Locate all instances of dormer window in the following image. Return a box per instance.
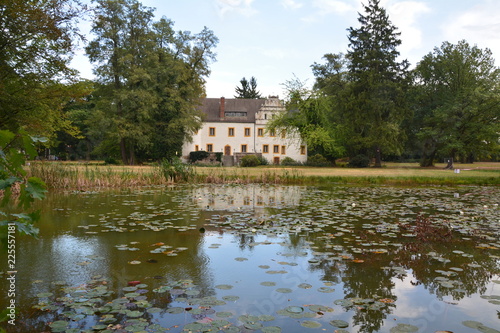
[225,111,247,117]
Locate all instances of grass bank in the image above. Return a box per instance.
[27,161,500,189]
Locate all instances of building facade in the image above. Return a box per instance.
[182,96,307,165]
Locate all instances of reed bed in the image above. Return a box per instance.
[28,162,168,190]
[27,162,500,189]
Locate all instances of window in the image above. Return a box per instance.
[257,128,264,137]
[269,129,276,137]
[300,145,306,155]
[264,114,267,120]
[209,127,216,136]
[244,127,251,137]
[195,145,199,151]
[273,145,279,153]
[225,111,247,117]
[228,128,235,137]
[241,144,247,153]
[243,197,250,205]
[263,145,269,153]
[257,196,263,206]
[281,130,286,139]
[281,146,286,154]
[206,144,213,152]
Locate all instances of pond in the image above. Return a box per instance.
[1,184,499,333]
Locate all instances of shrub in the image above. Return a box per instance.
[257,155,269,166]
[240,155,260,167]
[104,157,119,165]
[281,157,298,166]
[348,154,370,168]
[189,151,210,164]
[306,154,330,167]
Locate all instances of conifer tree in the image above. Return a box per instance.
[344,0,410,167]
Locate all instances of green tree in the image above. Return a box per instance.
[86,0,157,165]
[0,0,87,142]
[343,0,410,167]
[149,19,217,161]
[269,76,344,163]
[87,1,218,163]
[1,131,48,243]
[235,76,262,99]
[413,40,500,166]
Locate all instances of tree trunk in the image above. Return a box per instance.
[374,147,382,167]
[420,150,436,167]
[129,144,135,165]
[466,153,475,164]
[120,138,128,165]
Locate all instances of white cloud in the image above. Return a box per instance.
[442,1,500,58]
[301,0,357,23]
[386,1,430,54]
[214,0,257,18]
[312,0,356,15]
[281,0,303,10]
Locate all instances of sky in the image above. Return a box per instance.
[72,0,500,99]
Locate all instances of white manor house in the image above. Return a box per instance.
[182,96,307,165]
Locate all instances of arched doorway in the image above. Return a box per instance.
[224,145,231,155]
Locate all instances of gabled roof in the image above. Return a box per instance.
[201,98,266,123]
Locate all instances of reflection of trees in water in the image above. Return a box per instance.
[395,239,499,300]
[300,222,499,333]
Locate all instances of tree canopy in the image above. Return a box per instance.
[0,0,89,143]
[343,0,410,167]
[413,40,500,166]
[86,0,218,164]
[234,76,262,99]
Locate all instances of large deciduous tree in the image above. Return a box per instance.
[344,0,410,167]
[0,0,88,141]
[86,0,218,164]
[413,40,500,166]
[269,76,344,163]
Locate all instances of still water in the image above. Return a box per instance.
[1,184,499,333]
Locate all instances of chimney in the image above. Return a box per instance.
[219,97,225,119]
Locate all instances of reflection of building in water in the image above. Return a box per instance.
[192,185,302,213]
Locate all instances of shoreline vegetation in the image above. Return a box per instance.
[26,161,500,190]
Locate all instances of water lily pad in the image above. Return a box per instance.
[301,320,321,328]
[239,314,260,323]
[216,311,233,318]
[259,265,271,269]
[260,281,276,286]
[262,326,282,333]
[317,287,335,293]
[330,319,349,328]
[36,292,53,298]
[184,322,204,331]
[298,283,312,289]
[222,295,239,301]
[92,324,108,330]
[390,323,419,332]
[276,288,292,293]
[308,304,333,312]
[215,284,233,290]
[165,307,184,314]
[259,315,275,321]
[234,257,248,261]
[244,322,264,330]
[285,306,304,313]
[146,307,162,313]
